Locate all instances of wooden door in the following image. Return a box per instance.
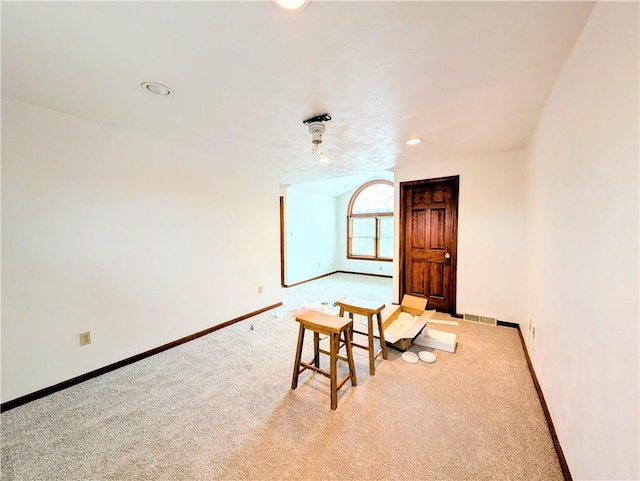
[400,176,459,314]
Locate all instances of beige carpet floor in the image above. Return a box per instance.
[1,273,563,480]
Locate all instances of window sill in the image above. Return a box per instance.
[347,256,393,262]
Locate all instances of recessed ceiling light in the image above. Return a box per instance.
[405,138,422,146]
[141,82,174,97]
[274,0,310,11]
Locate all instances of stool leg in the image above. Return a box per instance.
[376,312,388,360]
[343,328,357,386]
[367,314,376,375]
[291,324,305,389]
[313,331,320,367]
[349,312,356,349]
[330,332,338,410]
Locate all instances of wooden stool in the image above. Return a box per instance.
[335,297,388,375]
[291,310,357,410]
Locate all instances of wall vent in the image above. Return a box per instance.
[464,313,497,326]
[479,316,497,326]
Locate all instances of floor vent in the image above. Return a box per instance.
[464,313,497,326]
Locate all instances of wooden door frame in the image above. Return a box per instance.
[280,196,285,287]
[398,175,459,315]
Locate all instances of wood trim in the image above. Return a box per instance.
[346,215,350,263]
[496,320,519,329]
[399,184,406,302]
[336,270,392,279]
[450,176,459,314]
[346,255,393,262]
[0,302,283,413]
[283,272,338,288]
[283,270,393,288]
[348,212,394,218]
[516,326,573,481]
[280,196,285,287]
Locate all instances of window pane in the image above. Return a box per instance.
[379,237,393,258]
[379,216,394,237]
[352,237,375,256]
[378,216,393,258]
[352,217,375,237]
[351,217,376,256]
[352,183,394,214]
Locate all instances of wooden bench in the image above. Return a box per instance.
[291,310,357,410]
[334,297,388,375]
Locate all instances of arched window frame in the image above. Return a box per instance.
[347,179,394,261]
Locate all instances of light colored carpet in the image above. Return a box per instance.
[1,273,563,480]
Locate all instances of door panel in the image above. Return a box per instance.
[410,260,427,296]
[429,261,445,298]
[430,209,445,249]
[400,176,459,313]
[411,210,426,249]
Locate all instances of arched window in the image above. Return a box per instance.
[347,180,394,260]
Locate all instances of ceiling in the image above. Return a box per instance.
[2,1,594,191]
[287,169,394,197]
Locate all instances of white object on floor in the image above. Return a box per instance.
[427,319,459,326]
[414,328,457,353]
[273,308,291,319]
[384,312,417,338]
[418,351,436,363]
[401,351,419,364]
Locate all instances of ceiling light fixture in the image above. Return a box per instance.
[141,82,174,97]
[405,138,422,146]
[274,0,310,11]
[304,113,332,163]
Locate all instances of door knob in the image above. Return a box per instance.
[445,253,451,259]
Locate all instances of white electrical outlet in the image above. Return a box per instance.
[258,286,263,294]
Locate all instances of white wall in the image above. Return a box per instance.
[394,150,525,322]
[521,3,639,480]
[283,188,338,285]
[1,97,282,403]
[336,184,393,277]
